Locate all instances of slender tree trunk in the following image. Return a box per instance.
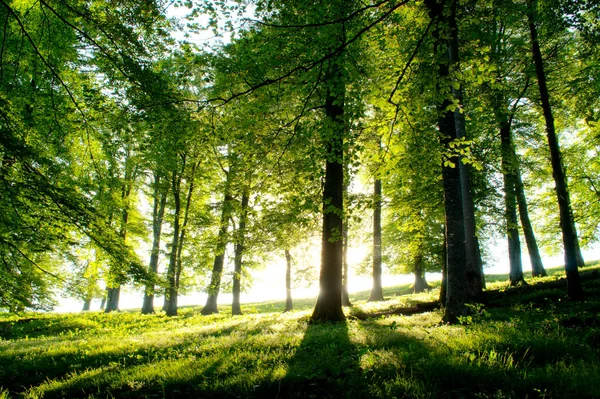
[342,225,352,306]
[439,228,448,304]
[341,162,352,307]
[106,154,135,313]
[493,93,527,286]
[514,169,546,276]
[165,165,183,317]
[232,185,250,316]
[100,293,106,311]
[142,173,168,314]
[284,249,293,312]
[527,0,583,299]
[201,167,234,315]
[311,57,346,323]
[368,177,384,302]
[501,126,526,286]
[173,159,199,313]
[427,0,469,323]
[413,254,430,293]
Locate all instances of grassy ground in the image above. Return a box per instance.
[1,264,599,398]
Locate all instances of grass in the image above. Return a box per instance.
[1,264,599,398]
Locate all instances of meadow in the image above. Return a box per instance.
[1,265,599,398]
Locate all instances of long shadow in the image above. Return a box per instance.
[274,320,364,399]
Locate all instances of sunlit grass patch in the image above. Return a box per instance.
[1,266,599,398]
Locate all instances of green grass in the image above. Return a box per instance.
[1,264,599,398]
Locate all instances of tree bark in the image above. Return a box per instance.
[368,177,384,302]
[201,165,234,315]
[413,254,430,293]
[105,287,120,312]
[284,249,293,312]
[82,298,91,311]
[142,172,168,314]
[232,184,250,316]
[341,162,352,307]
[447,0,484,297]
[439,228,448,304]
[527,0,584,299]
[514,158,547,277]
[311,58,346,323]
[427,0,469,323]
[165,164,184,317]
[494,95,527,286]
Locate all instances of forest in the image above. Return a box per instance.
[1,0,600,397]
[1,0,599,321]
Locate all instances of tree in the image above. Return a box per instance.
[526,0,583,299]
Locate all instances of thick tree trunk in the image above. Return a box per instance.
[82,298,91,311]
[368,177,384,302]
[413,255,430,293]
[448,0,484,297]
[201,167,234,315]
[232,185,250,316]
[142,173,168,314]
[105,287,120,312]
[311,58,346,323]
[527,0,583,299]
[284,249,293,312]
[427,0,469,324]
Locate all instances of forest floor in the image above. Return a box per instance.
[1,264,599,399]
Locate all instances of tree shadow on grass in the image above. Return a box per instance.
[274,319,364,399]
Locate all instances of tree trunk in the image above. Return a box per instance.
[284,249,293,312]
[311,57,346,323]
[368,177,384,302]
[413,254,431,293]
[142,172,168,314]
[82,298,91,311]
[173,159,199,314]
[100,294,106,311]
[494,96,527,286]
[341,162,352,307]
[427,0,469,324]
[448,0,484,297]
[232,184,250,316]
[105,155,134,313]
[165,166,183,317]
[105,287,120,312]
[514,161,547,277]
[439,228,448,304]
[201,166,234,315]
[527,0,584,299]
